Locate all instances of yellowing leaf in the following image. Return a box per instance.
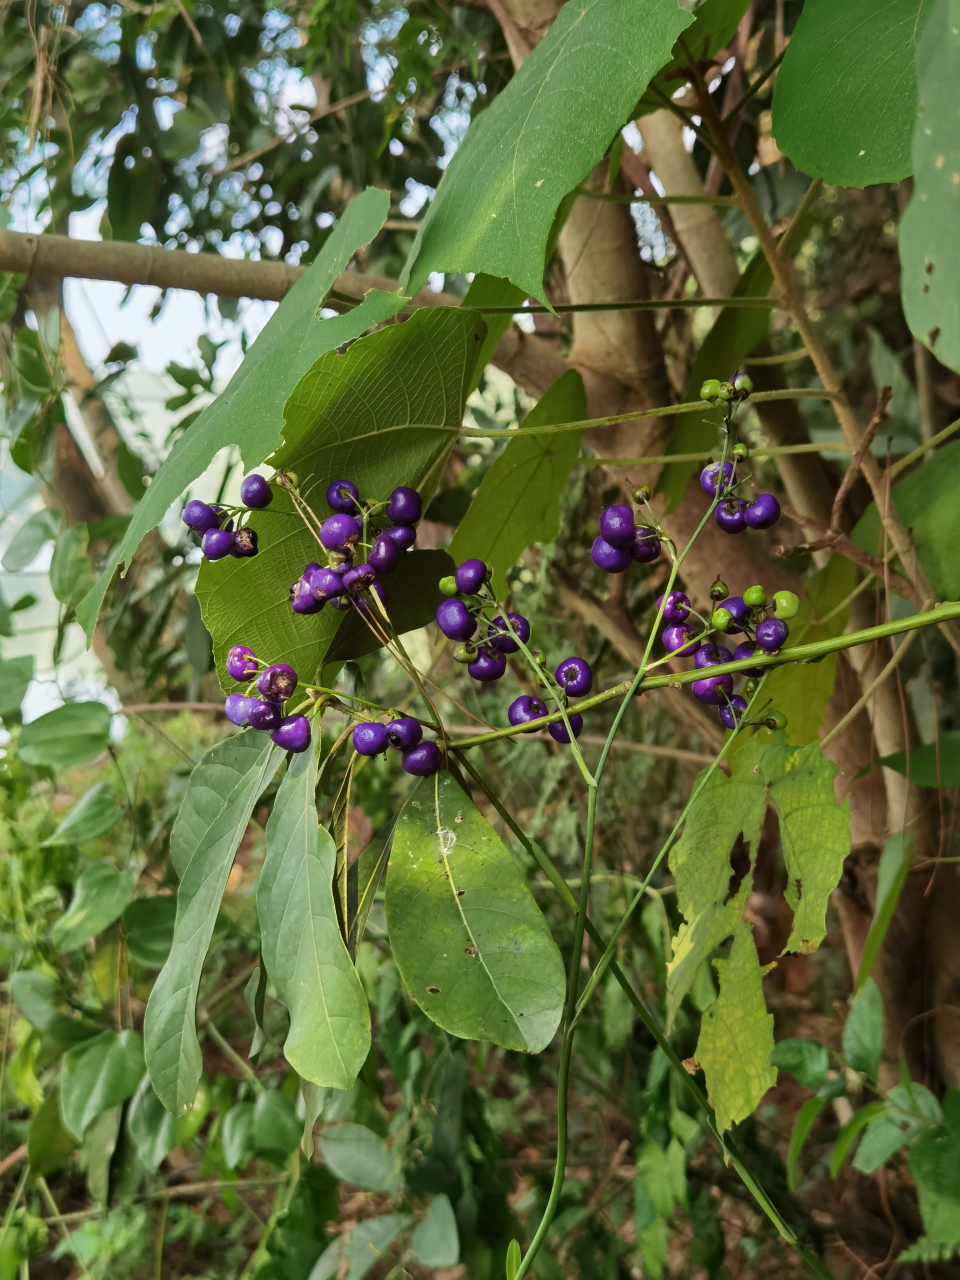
[697,923,776,1133]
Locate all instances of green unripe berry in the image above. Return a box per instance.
[711,607,733,632]
[733,373,753,396]
[743,677,760,697]
[701,378,722,401]
[743,584,767,608]
[530,650,547,667]
[717,382,733,401]
[452,642,475,664]
[283,470,299,488]
[632,484,651,504]
[439,575,459,597]
[709,576,729,602]
[731,442,749,461]
[773,589,800,620]
[765,710,788,731]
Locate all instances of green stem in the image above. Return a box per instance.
[473,295,776,314]
[515,785,598,1280]
[452,600,960,750]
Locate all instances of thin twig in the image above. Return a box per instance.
[830,388,891,530]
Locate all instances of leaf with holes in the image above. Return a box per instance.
[258,733,370,1089]
[385,772,565,1053]
[196,307,483,689]
[401,0,692,300]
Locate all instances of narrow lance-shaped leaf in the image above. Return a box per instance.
[144,736,281,1114]
[386,772,565,1053]
[258,731,371,1090]
[450,369,586,598]
[401,0,692,300]
[77,186,402,639]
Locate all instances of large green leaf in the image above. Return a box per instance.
[319,1123,402,1192]
[77,186,401,640]
[401,0,692,300]
[0,655,33,717]
[385,772,565,1053]
[412,1194,460,1269]
[258,733,370,1089]
[122,897,177,969]
[910,1091,960,1243]
[875,734,960,788]
[772,0,935,186]
[450,370,586,597]
[1,508,60,572]
[10,971,99,1044]
[196,307,484,689]
[51,862,135,952]
[50,525,94,609]
[842,977,883,1080]
[696,922,776,1133]
[852,439,960,601]
[901,0,960,371]
[144,735,281,1114]
[42,783,122,847]
[18,701,112,770]
[59,1029,145,1139]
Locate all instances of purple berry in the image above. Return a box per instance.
[327,479,360,514]
[744,493,781,530]
[662,624,701,656]
[201,527,234,560]
[309,567,345,601]
[224,694,258,727]
[355,581,387,616]
[229,528,259,558]
[319,513,361,551]
[291,575,324,614]
[591,536,632,573]
[756,617,789,653]
[436,599,477,641]
[386,717,422,751]
[508,695,548,729]
[240,474,272,509]
[402,741,443,776]
[385,524,416,552]
[491,613,530,654]
[352,722,389,756]
[549,713,583,744]
[304,562,320,576]
[270,715,311,753]
[468,648,506,682]
[257,663,298,702]
[599,504,635,549]
[182,499,220,532]
[733,641,764,676]
[715,595,747,633]
[692,672,734,705]
[385,486,422,524]
[455,558,487,594]
[656,591,690,624]
[694,643,732,669]
[248,699,282,731]
[555,656,592,697]
[343,563,376,593]
[226,645,258,681]
[368,533,400,576]
[719,694,748,730]
[700,461,735,497]
[715,499,748,534]
[632,526,661,564]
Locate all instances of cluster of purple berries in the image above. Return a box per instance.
[181,473,274,560]
[591,498,662,575]
[433,557,532,683]
[222,646,311,752]
[659,579,799,729]
[507,653,593,745]
[351,716,442,777]
[288,480,421,618]
[701,458,781,536]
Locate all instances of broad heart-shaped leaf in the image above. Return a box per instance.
[77,186,402,640]
[772,0,936,187]
[10,971,99,1044]
[901,0,960,372]
[144,736,281,1115]
[319,1123,402,1191]
[122,896,177,969]
[18,701,112,770]
[42,782,122,846]
[253,1090,302,1157]
[450,370,586,598]
[412,1194,460,1269]
[59,1029,145,1139]
[0,654,33,717]
[696,922,776,1133]
[196,307,484,689]
[385,772,565,1053]
[910,1091,960,1243]
[666,765,765,1028]
[637,0,750,119]
[842,977,883,1080]
[853,439,960,601]
[51,862,135,952]
[401,0,692,301]
[258,733,370,1089]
